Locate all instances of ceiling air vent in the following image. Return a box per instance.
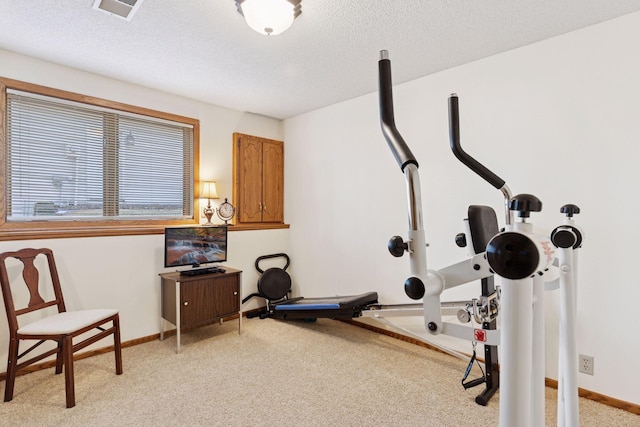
[93,0,144,21]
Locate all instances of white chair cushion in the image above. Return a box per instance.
[18,309,119,335]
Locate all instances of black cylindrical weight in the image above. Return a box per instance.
[404,277,425,300]
[551,225,582,249]
[486,232,540,279]
[551,229,577,249]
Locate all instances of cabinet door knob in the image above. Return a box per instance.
[234,291,238,295]
[183,301,189,306]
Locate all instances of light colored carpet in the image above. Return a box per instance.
[0,318,637,426]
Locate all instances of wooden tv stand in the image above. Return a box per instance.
[159,267,242,353]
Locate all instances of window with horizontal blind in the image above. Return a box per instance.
[0,78,200,240]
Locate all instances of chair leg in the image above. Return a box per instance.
[55,340,64,374]
[4,337,19,402]
[62,335,75,408]
[113,316,123,375]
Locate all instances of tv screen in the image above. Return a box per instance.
[164,226,227,269]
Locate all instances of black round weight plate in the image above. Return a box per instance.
[258,268,292,300]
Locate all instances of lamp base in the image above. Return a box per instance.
[203,207,214,225]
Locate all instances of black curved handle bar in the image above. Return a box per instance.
[379,50,418,172]
[448,94,505,190]
[255,253,290,274]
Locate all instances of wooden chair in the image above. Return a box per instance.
[0,248,123,408]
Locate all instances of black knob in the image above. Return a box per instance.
[455,232,467,248]
[509,194,542,218]
[404,277,425,300]
[388,236,408,257]
[560,204,580,217]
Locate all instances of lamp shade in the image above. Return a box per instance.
[238,0,300,35]
[201,181,219,200]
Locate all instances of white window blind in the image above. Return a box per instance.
[6,90,194,221]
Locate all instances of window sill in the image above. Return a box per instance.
[0,221,199,241]
[0,227,162,241]
[0,221,290,241]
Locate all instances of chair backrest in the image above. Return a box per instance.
[0,248,67,334]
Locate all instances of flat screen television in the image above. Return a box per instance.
[164,226,227,269]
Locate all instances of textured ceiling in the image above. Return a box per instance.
[1,0,640,120]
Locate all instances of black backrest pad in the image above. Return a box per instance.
[468,205,499,255]
[258,268,292,300]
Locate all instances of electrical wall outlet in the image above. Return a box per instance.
[579,354,594,375]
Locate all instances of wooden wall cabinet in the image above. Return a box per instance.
[159,268,242,353]
[233,133,284,224]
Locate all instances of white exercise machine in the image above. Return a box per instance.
[374,50,584,426]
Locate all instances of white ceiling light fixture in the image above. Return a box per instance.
[235,0,301,36]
